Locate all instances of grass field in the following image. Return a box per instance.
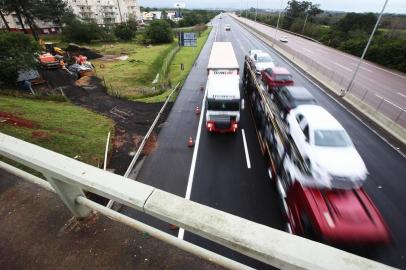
[91,42,175,99]
[137,27,212,103]
[0,96,114,167]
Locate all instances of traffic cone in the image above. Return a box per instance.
[169,224,179,230]
[195,106,201,115]
[187,136,194,147]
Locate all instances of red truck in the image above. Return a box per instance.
[261,67,293,91]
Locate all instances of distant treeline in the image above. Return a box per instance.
[239,2,406,73]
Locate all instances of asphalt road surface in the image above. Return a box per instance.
[233,16,406,128]
[123,15,406,269]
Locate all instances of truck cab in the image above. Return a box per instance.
[206,76,240,132]
[206,42,241,133]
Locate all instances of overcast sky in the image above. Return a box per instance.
[139,0,406,14]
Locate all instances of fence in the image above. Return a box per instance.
[0,132,396,270]
[233,16,406,137]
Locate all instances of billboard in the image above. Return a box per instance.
[179,32,197,47]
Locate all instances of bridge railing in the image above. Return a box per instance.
[0,132,396,270]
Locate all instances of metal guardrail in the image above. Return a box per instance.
[0,132,397,270]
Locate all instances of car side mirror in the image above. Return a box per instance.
[241,98,245,110]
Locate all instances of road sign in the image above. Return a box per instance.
[179,32,197,47]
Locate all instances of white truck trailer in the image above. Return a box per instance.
[206,42,241,133]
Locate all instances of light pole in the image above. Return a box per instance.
[274,0,285,46]
[302,12,309,34]
[341,0,389,97]
[255,0,258,22]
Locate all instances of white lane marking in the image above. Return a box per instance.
[397,92,406,98]
[241,129,251,169]
[178,83,208,240]
[374,94,403,110]
[333,62,352,72]
[350,63,372,73]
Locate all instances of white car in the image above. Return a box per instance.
[286,105,368,186]
[225,24,231,31]
[279,36,288,43]
[249,51,275,74]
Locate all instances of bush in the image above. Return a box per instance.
[0,32,40,84]
[145,20,173,44]
[114,21,137,41]
[62,19,104,43]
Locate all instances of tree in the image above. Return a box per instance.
[62,18,103,43]
[31,0,70,28]
[114,21,137,41]
[283,0,322,29]
[0,32,40,84]
[145,20,173,44]
[334,13,377,34]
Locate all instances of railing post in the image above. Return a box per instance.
[45,174,92,218]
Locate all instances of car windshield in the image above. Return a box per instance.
[207,99,240,111]
[257,55,273,62]
[275,74,292,81]
[314,129,352,147]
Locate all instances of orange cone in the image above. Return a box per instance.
[187,136,194,147]
[195,106,201,115]
[169,224,179,230]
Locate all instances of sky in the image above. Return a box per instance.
[138,0,406,14]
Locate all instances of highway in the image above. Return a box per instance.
[123,14,406,269]
[234,16,406,128]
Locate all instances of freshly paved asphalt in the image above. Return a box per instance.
[123,15,406,269]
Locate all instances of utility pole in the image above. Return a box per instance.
[302,12,309,34]
[255,0,258,22]
[341,0,389,97]
[274,0,284,46]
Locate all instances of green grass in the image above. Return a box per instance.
[90,42,175,99]
[0,95,114,167]
[136,27,212,103]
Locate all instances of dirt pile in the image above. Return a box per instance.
[0,112,39,129]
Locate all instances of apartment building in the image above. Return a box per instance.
[0,0,141,33]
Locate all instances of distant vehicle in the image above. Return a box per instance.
[206,42,241,133]
[249,51,275,74]
[279,36,288,43]
[261,67,293,91]
[286,105,368,183]
[225,24,231,31]
[271,86,317,120]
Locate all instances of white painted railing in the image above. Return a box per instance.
[0,132,397,270]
